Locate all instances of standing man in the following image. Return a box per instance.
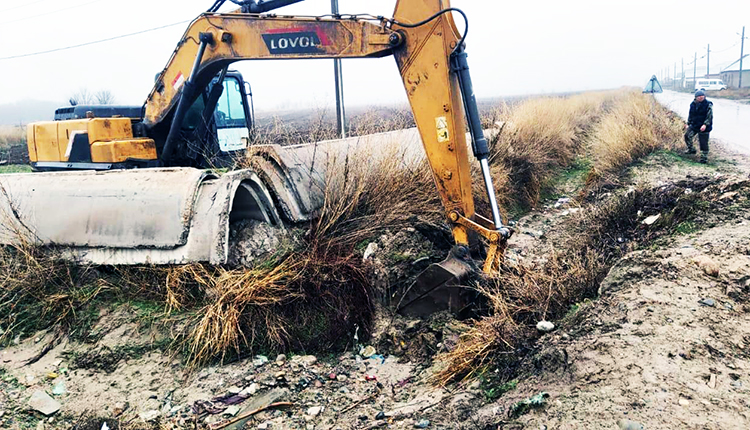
[684,89,713,164]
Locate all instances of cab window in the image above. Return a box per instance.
[215,77,247,128]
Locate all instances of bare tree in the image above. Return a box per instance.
[69,88,93,106]
[95,90,116,105]
[68,88,116,106]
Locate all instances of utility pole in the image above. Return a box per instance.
[706,44,710,77]
[681,58,684,89]
[740,26,746,89]
[693,52,697,88]
[331,0,346,138]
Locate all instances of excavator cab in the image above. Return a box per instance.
[177,70,254,168]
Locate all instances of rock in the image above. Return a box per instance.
[274,371,286,380]
[51,382,66,396]
[678,398,689,406]
[292,355,317,367]
[708,374,717,389]
[258,422,271,429]
[719,191,738,201]
[731,380,742,388]
[699,298,716,307]
[241,383,260,396]
[363,243,378,261]
[617,419,644,430]
[224,405,240,416]
[692,255,720,277]
[113,402,129,417]
[414,419,430,428]
[336,374,348,382]
[360,345,376,358]
[375,411,386,420]
[139,410,160,422]
[536,321,555,333]
[554,197,570,208]
[642,214,660,225]
[306,406,323,417]
[275,354,286,364]
[253,356,269,367]
[28,391,61,416]
[46,373,58,380]
[24,374,38,386]
[227,385,242,395]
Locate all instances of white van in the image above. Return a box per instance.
[695,79,728,91]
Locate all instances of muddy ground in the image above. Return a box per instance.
[2,145,750,430]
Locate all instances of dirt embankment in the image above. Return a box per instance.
[0,145,747,430]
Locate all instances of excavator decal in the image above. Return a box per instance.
[262,27,330,54]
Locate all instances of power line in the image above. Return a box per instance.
[712,41,740,54]
[0,20,191,61]
[0,0,50,13]
[0,0,106,25]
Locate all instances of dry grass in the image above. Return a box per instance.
[437,91,690,384]
[0,125,24,149]
[589,92,682,178]
[483,91,617,210]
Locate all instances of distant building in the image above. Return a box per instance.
[720,69,750,89]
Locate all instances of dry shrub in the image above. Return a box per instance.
[250,109,339,147]
[589,92,682,177]
[348,107,415,136]
[436,244,601,384]
[486,92,616,209]
[0,124,25,149]
[436,175,727,384]
[0,243,110,344]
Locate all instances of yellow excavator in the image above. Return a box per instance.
[0,0,511,316]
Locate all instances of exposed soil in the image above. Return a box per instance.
[2,145,750,429]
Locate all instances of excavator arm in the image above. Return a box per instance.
[144,0,510,272]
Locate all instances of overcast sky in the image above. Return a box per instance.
[1,0,748,113]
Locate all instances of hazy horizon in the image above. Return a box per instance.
[1,0,748,118]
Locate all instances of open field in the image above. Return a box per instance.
[3,89,746,429]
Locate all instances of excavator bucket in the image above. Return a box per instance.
[396,253,474,318]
